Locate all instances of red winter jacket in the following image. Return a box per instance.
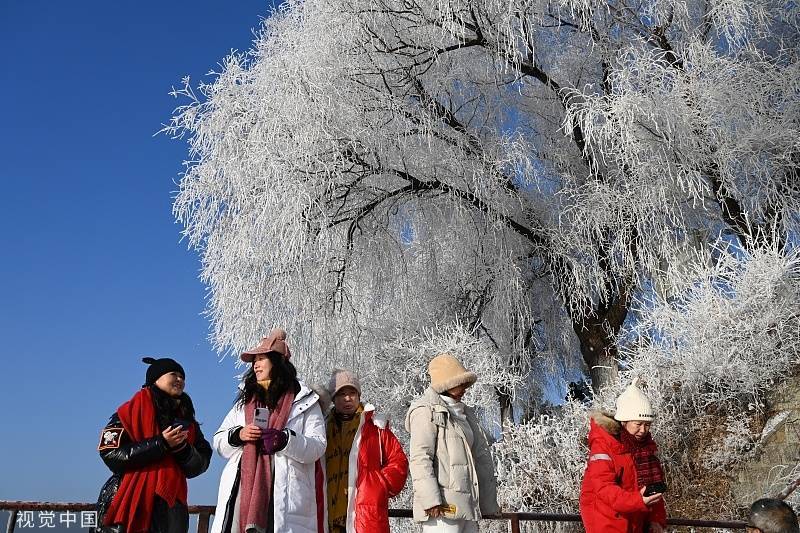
[334,405,409,533]
[579,412,667,533]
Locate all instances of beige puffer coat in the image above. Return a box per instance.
[404,387,499,523]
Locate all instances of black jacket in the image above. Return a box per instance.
[94,410,212,533]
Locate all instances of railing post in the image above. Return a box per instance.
[6,510,18,533]
[196,511,210,533]
[509,512,521,533]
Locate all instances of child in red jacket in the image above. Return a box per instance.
[580,378,667,533]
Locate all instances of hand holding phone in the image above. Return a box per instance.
[171,418,191,431]
[162,425,188,448]
[238,424,263,442]
[643,482,667,496]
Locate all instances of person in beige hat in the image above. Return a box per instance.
[580,378,667,533]
[405,353,499,532]
[322,369,408,533]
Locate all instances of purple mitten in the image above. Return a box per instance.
[260,428,289,455]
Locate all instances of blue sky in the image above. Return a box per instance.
[0,0,276,507]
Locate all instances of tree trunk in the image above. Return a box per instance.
[572,299,627,392]
[497,386,513,426]
[575,325,620,392]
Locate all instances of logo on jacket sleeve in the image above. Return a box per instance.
[98,428,124,450]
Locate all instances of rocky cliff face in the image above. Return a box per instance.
[732,375,800,506]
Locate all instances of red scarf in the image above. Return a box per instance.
[620,430,664,487]
[239,391,295,533]
[103,388,196,533]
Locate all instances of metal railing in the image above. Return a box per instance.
[0,501,747,532]
[386,509,748,531]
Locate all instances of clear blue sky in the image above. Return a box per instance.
[0,0,276,506]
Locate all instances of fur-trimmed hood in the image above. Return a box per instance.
[587,410,627,455]
[590,410,621,436]
[310,383,332,413]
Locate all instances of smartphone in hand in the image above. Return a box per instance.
[171,418,191,431]
[254,408,270,429]
[643,482,667,496]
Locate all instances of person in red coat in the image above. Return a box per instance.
[580,378,667,533]
[322,369,409,533]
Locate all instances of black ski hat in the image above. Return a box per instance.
[142,357,185,386]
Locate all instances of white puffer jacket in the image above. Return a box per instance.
[210,382,326,533]
[404,387,499,523]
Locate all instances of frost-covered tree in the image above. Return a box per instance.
[484,244,800,525]
[166,0,800,522]
[167,0,799,401]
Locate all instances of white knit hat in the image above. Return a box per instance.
[613,378,654,422]
[428,353,477,393]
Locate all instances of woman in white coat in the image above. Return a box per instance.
[210,329,327,533]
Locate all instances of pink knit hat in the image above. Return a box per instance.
[241,328,292,363]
